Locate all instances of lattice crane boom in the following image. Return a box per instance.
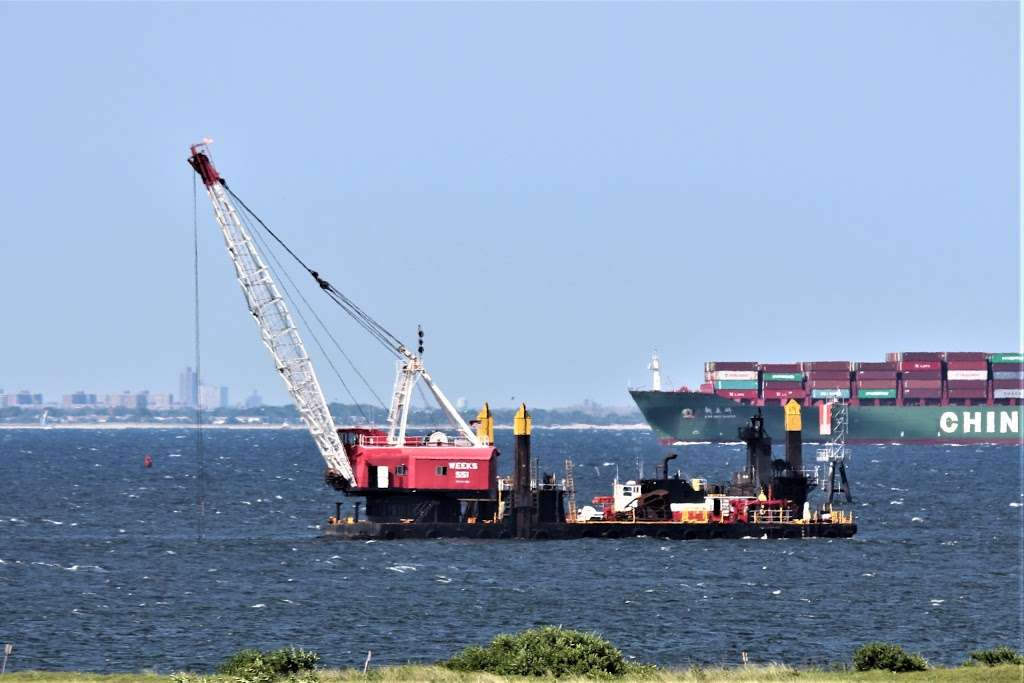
[188,142,354,487]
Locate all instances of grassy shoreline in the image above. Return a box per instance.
[3,664,1022,682]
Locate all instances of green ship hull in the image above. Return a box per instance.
[630,390,1023,444]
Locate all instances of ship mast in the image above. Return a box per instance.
[648,352,662,391]
[188,141,354,487]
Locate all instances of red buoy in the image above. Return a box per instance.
[143,454,153,468]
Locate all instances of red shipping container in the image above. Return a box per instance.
[902,352,944,361]
[946,379,987,390]
[763,389,807,399]
[948,388,988,399]
[901,360,942,371]
[706,361,758,371]
[857,380,899,389]
[699,382,714,393]
[903,379,942,389]
[810,380,851,389]
[993,379,1024,389]
[759,363,803,372]
[903,388,942,398]
[946,360,988,371]
[805,361,852,371]
[945,351,988,361]
[716,389,758,399]
[857,362,897,371]
[857,370,898,380]
[763,380,804,389]
[901,369,942,379]
[807,371,852,381]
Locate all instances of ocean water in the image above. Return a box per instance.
[0,427,1020,674]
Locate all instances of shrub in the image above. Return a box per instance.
[967,646,1024,666]
[216,646,320,682]
[446,626,646,678]
[852,642,927,672]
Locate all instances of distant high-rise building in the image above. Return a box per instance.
[146,392,174,411]
[178,367,198,407]
[244,389,263,409]
[62,391,98,408]
[103,391,147,410]
[198,384,229,410]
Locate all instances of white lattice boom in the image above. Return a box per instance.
[189,144,354,486]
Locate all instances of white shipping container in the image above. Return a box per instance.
[947,370,988,380]
[994,389,1024,399]
[713,370,758,381]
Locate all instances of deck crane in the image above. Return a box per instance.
[189,141,498,523]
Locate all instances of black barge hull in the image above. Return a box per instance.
[325,521,857,540]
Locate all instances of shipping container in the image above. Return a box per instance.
[698,382,714,393]
[902,379,942,389]
[900,369,942,379]
[763,389,807,399]
[946,379,987,390]
[759,363,803,373]
[714,380,758,390]
[948,388,988,399]
[811,388,851,399]
[946,361,988,371]
[857,380,899,389]
[902,352,945,362]
[807,371,853,381]
[763,372,803,382]
[857,370,897,380]
[858,388,897,399]
[856,361,897,371]
[989,353,1024,364]
[994,388,1024,399]
[945,352,988,362]
[706,361,759,371]
[712,370,759,381]
[903,388,942,399]
[885,352,901,363]
[946,370,988,381]
[716,389,759,400]
[763,380,804,390]
[993,371,1024,380]
[992,379,1024,390]
[901,360,942,371]
[805,361,852,371]
[810,380,852,389]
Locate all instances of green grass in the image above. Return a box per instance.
[4,664,1022,683]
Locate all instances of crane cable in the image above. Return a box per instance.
[192,172,206,541]
[243,212,382,420]
[222,183,407,357]
[230,194,389,413]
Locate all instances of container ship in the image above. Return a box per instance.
[630,352,1023,444]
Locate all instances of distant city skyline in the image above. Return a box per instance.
[0,3,1018,407]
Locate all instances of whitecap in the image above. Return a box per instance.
[251,603,266,608]
[772,590,782,595]
[911,517,924,522]
[1010,502,1022,508]
[41,519,64,525]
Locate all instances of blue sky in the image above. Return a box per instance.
[0,2,1018,408]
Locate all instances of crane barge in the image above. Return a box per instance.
[188,141,498,525]
[188,141,855,541]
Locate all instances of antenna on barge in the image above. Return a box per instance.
[816,399,853,504]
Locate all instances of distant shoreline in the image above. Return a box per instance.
[0,422,652,431]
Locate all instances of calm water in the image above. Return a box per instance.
[0,428,1020,673]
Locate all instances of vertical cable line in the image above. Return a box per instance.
[193,172,206,540]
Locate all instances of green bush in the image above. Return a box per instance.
[852,642,927,672]
[446,626,648,678]
[215,647,320,682]
[967,646,1024,666]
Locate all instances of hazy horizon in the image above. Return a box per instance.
[1,2,1018,407]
